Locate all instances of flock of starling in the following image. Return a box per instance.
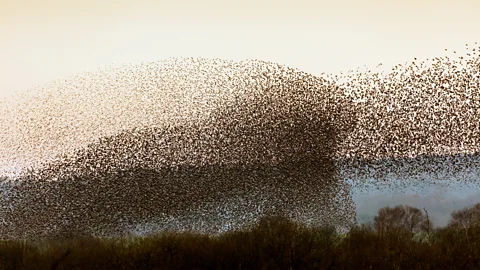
[0,43,479,240]
[0,58,356,239]
[332,43,480,191]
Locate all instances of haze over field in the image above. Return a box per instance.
[1,0,480,233]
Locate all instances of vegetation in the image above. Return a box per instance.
[0,203,480,269]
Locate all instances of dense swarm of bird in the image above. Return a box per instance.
[0,58,356,240]
[1,42,479,240]
[331,44,480,190]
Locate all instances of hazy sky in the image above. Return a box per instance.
[1,0,480,98]
[352,178,480,227]
[1,0,480,227]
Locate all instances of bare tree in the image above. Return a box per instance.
[448,203,480,230]
[420,208,436,244]
[374,205,431,239]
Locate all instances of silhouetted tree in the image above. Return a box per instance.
[374,205,432,239]
[448,203,480,230]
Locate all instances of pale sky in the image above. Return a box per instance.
[1,0,479,98]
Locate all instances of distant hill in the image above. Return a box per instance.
[338,152,480,189]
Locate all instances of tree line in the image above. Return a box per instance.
[0,202,479,269]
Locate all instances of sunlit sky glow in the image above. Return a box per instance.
[1,0,479,98]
